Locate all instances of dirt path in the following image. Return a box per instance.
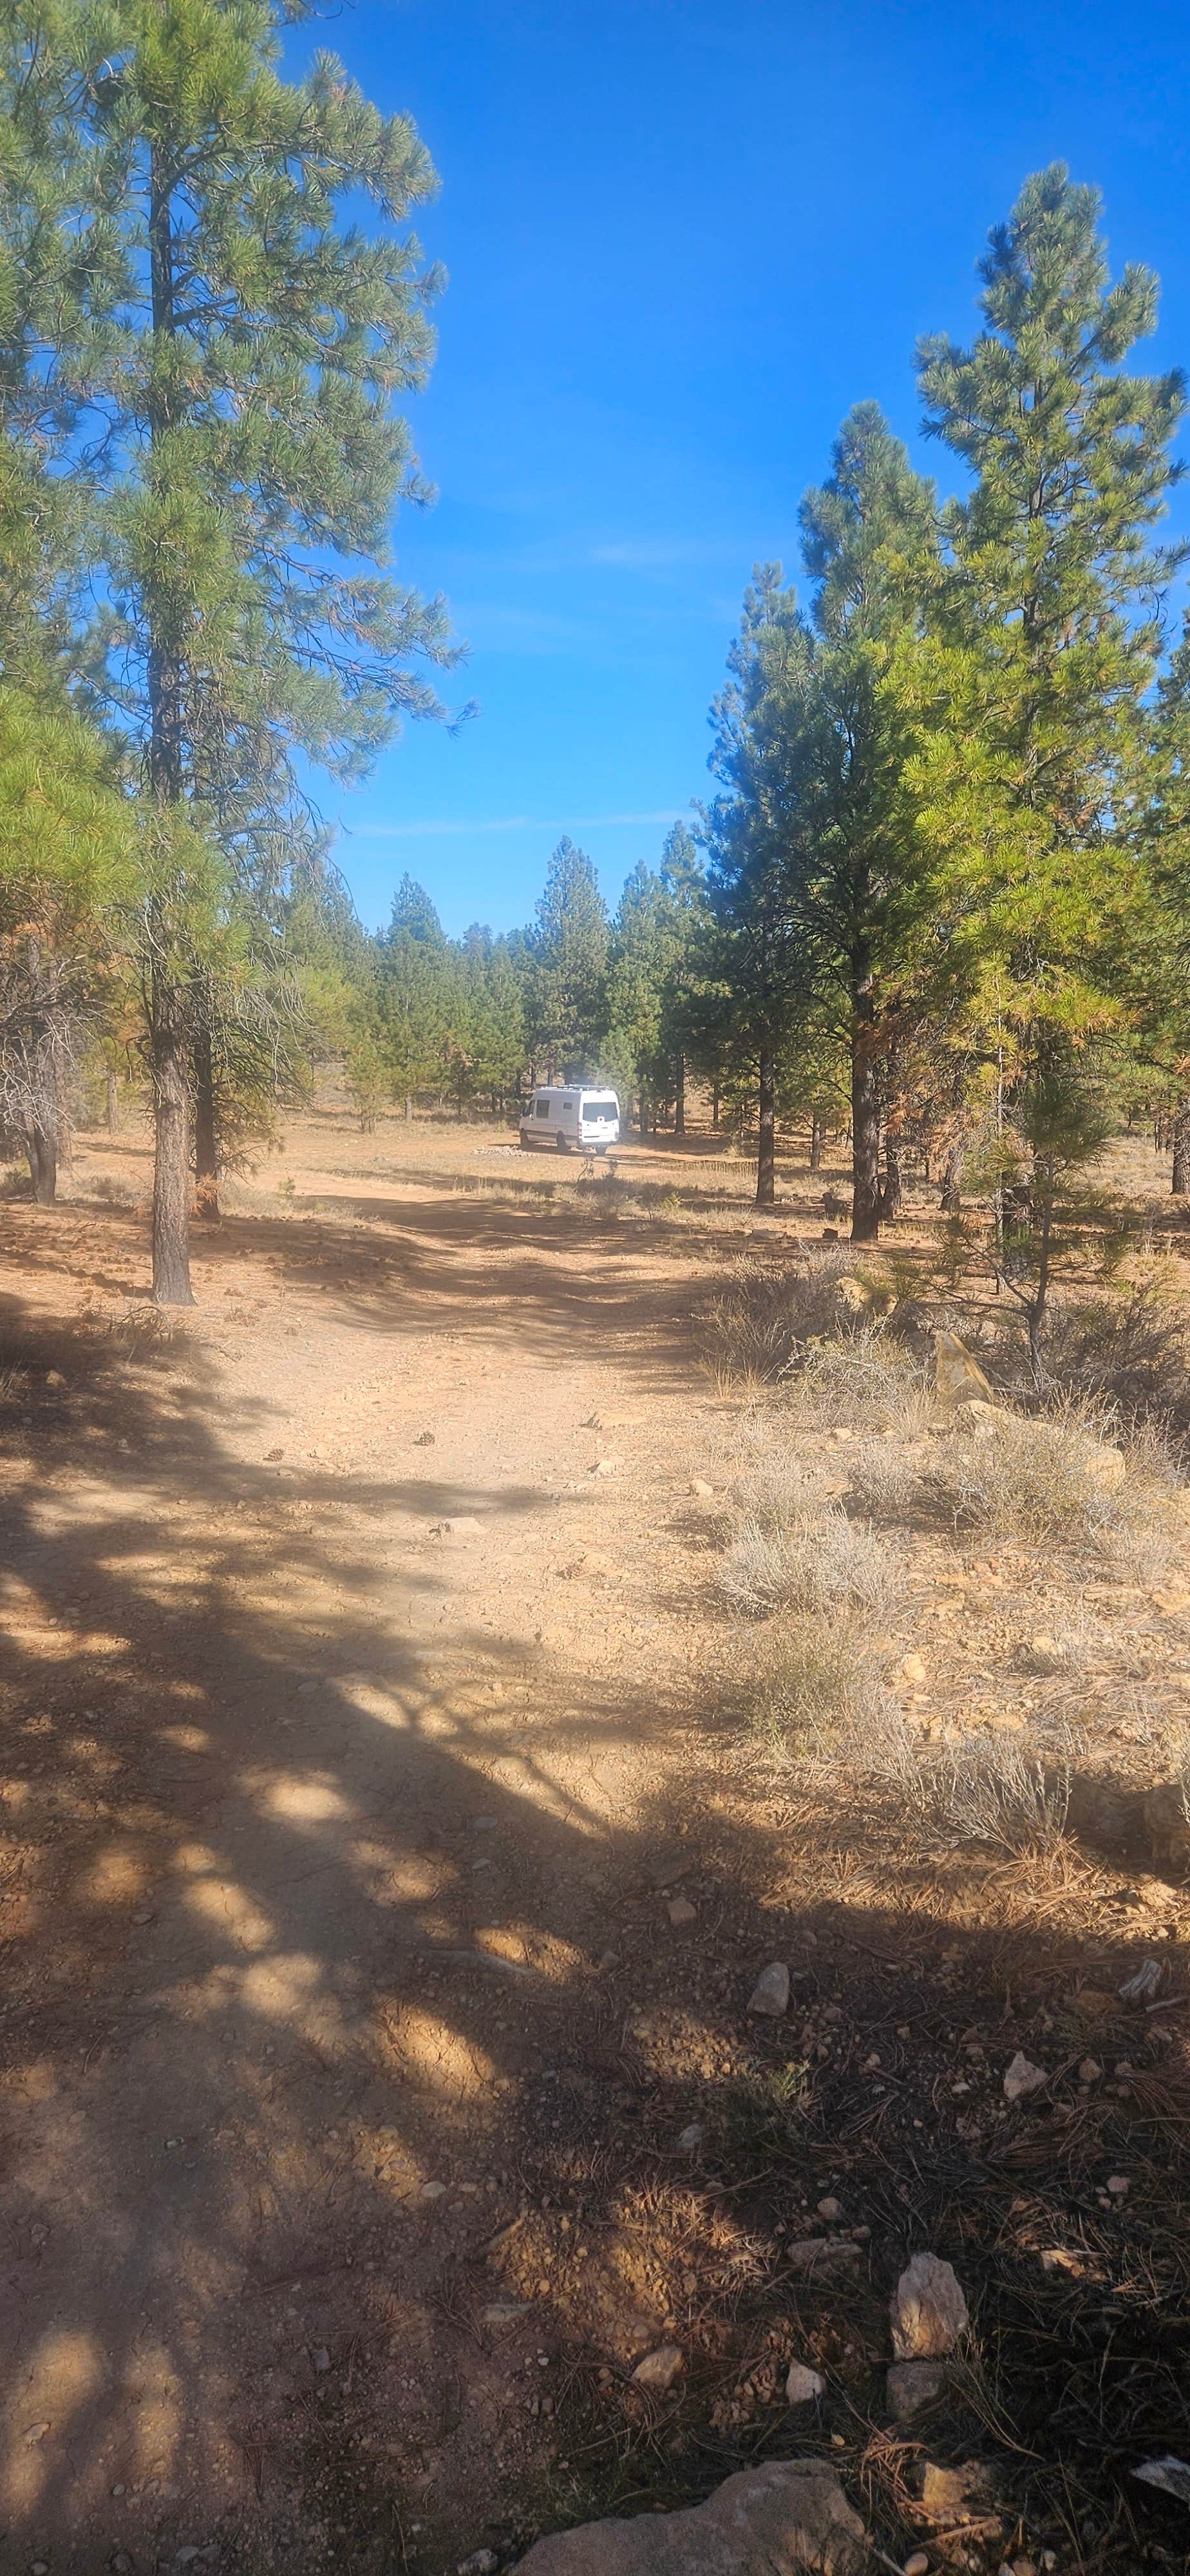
[6,1118,1190,2576]
[0,1128,742,2571]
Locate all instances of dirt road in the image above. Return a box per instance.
[5,1115,1190,2576]
[0,1119,745,2571]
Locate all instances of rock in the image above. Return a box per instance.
[1078,2057,1102,2085]
[510,2461,867,2574]
[483,2301,531,2327]
[458,2555,499,2576]
[631,2344,684,2391]
[1143,1781,1190,1870]
[430,1515,484,1540]
[1106,2173,1130,2196]
[590,1457,621,1476]
[930,1328,994,1410]
[413,1428,435,1445]
[668,1896,697,1927]
[311,2345,330,2374]
[690,1477,715,1499]
[1119,1957,1163,2003]
[45,1369,66,1389]
[920,2459,994,2514]
[1003,2051,1047,2103]
[885,2361,947,2422]
[816,2197,844,2222]
[420,2179,448,2201]
[648,1850,692,1889]
[677,2123,703,2155]
[747,1962,790,2017]
[890,2253,968,2359]
[784,2237,861,2277]
[1133,2456,1190,2503]
[950,1396,1009,1439]
[903,2557,930,2576]
[784,2362,826,2405]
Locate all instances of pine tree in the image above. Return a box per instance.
[0,0,462,1298]
[918,164,1187,1198]
[657,819,708,1135]
[529,838,609,1075]
[703,567,817,1208]
[604,860,670,1130]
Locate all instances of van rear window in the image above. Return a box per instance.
[582,1098,618,1118]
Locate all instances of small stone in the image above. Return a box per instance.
[747,1961,790,2017]
[113,2557,134,2573]
[420,2179,448,2201]
[690,1477,714,1498]
[785,2361,826,2405]
[413,1428,435,1445]
[483,2302,531,2327]
[904,2557,930,2576]
[667,1895,697,1926]
[817,2197,844,2222]
[886,2361,947,2422]
[631,2344,684,2391]
[891,2253,969,2359]
[457,2554,498,2576]
[648,1850,692,1889]
[311,2345,330,2373]
[784,2237,861,2277]
[1003,2051,1046,2103]
[131,1907,156,1926]
[1078,2057,1102,2085]
[676,2122,703,2155]
[1106,2174,1130,2196]
[921,2459,994,2513]
[1010,2560,1037,2576]
[590,1457,621,1476]
[22,2423,50,2445]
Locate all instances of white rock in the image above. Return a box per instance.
[690,1477,714,1498]
[890,2253,968,2359]
[509,2461,867,2574]
[676,2123,703,2155]
[1003,2051,1047,2103]
[631,2344,684,2391]
[746,1961,790,2017]
[785,2361,826,2405]
[816,2197,844,2222]
[667,1896,697,1927]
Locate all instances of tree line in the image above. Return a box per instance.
[0,3,1188,1309]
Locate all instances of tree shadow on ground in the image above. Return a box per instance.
[0,1263,1187,2576]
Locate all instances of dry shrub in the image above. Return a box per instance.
[722,1501,899,1624]
[779,1331,930,1435]
[703,1248,874,1385]
[747,1615,893,1757]
[927,1398,1128,1545]
[1037,1281,1190,1445]
[866,1728,1075,1856]
[845,1438,923,1520]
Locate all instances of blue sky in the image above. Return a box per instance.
[285,0,1190,938]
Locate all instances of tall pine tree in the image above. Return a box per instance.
[0,0,462,1298]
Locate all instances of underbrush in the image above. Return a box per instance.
[723,1504,898,1623]
[745,1615,893,1760]
[703,1249,906,1386]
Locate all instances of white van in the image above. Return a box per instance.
[519,1085,621,1154]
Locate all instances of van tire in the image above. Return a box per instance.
[556,1131,571,1153]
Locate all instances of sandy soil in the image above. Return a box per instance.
[2,1110,1189,2576]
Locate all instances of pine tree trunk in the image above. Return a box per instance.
[940,1140,964,1215]
[712,1081,721,1131]
[674,1054,685,1137]
[152,1002,194,1306]
[26,1124,57,1205]
[147,143,194,1305]
[404,1094,413,1122]
[106,1066,120,1133]
[755,1047,777,1208]
[193,1014,220,1220]
[850,990,881,1242]
[879,1135,902,1221]
[809,1111,823,1173]
[1173,1099,1190,1195]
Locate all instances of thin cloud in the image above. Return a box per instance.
[346,809,687,840]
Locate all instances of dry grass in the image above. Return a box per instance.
[746,1615,893,1758]
[722,1504,899,1624]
